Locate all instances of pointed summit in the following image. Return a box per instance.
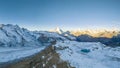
[49,27,64,34]
[54,27,63,34]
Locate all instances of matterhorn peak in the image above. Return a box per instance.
[49,27,64,34]
[55,27,61,31]
[54,27,63,34]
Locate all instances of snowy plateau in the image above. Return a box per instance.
[0,24,120,68]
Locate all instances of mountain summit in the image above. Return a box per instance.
[55,27,63,34]
[49,27,63,34]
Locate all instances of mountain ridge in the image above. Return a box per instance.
[50,27,119,38]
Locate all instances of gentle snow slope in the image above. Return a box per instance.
[0,47,45,63]
[55,41,120,68]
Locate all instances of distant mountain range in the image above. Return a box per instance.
[50,27,120,47]
[71,29,119,38]
[50,27,120,38]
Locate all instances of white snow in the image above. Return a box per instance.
[43,63,45,67]
[0,47,45,63]
[0,24,42,47]
[47,56,52,61]
[53,65,56,68]
[42,56,45,59]
[55,41,120,68]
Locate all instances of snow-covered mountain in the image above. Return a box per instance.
[0,24,41,47]
[0,24,66,47]
[0,24,120,68]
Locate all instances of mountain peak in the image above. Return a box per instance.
[55,27,61,31]
[49,27,63,34]
[54,27,63,34]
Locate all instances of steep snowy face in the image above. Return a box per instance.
[54,41,120,68]
[0,24,41,47]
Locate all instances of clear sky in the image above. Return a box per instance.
[0,0,119,31]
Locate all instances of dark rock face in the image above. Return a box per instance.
[76,34,120,47]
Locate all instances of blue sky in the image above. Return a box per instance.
[0,0,119,30]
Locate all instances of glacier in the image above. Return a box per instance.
[0,47,45,63]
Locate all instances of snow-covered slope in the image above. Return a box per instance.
[54,41,120,68]
[0,24,42,47]
[0,47,45,63]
